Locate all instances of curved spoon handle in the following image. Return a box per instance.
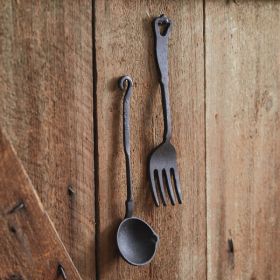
[119,76,134,218]
[153,14,172,142]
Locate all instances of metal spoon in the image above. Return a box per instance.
[117,75,159,266]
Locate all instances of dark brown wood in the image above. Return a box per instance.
[206,1,280,279]
[0,128,82,280]
[0,1,95,279]
[94,1,206,279]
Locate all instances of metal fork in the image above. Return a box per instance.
[148,15,182,206]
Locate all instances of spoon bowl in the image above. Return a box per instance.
[117,217,159,266]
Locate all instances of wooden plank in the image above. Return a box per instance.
[206,1,280,279]
[0,1,94,279]
[0,128,82,279]
[94,1,205,279]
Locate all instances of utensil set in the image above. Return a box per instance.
[116,15,182,266]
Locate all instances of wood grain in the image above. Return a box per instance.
[94,1,206,279]
[206,1,280,279]
[0,128,82,280]
[0,1,94,279]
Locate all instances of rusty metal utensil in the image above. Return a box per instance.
[148,15,182,206]
[117,76,159,266]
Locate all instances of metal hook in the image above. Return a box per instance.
[119,75,133,91]
[57,264,67,279]
[8,201,25,214]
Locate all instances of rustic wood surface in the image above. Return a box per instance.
[94,1,206,279]
[206,1,280,279]
[0,128,82,280]
[0,1,95,279]
[1,0,280,279]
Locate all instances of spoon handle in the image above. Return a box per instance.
[119,76,134,218]
[153,14,172,143]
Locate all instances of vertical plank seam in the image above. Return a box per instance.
[203,0,208,279]
[92,0,100,279]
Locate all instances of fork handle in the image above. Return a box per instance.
[153,15,172,143]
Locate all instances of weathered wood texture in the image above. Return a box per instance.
[94,1,205,279]
[0,1,94,279]
[0,129,82,280]
[206,1,280,279]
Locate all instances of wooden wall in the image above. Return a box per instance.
[0,0,279,279]
[0,1,94,279]
[206,1,280,279]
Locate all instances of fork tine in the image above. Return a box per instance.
[163,170,175,205]
[157,170,167,206]
[149,168,160,207]
[172,168,182,204]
